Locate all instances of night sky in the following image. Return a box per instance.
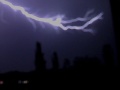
[0,0,117,73]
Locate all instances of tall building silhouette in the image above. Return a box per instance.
[35,42,46,72]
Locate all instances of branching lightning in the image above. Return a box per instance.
[0,0,103,33]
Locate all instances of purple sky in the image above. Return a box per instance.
[0,0,117,73]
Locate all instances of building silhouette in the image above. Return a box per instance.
[35,42,46,72]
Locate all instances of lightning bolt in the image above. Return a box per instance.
[0,0,103,33]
